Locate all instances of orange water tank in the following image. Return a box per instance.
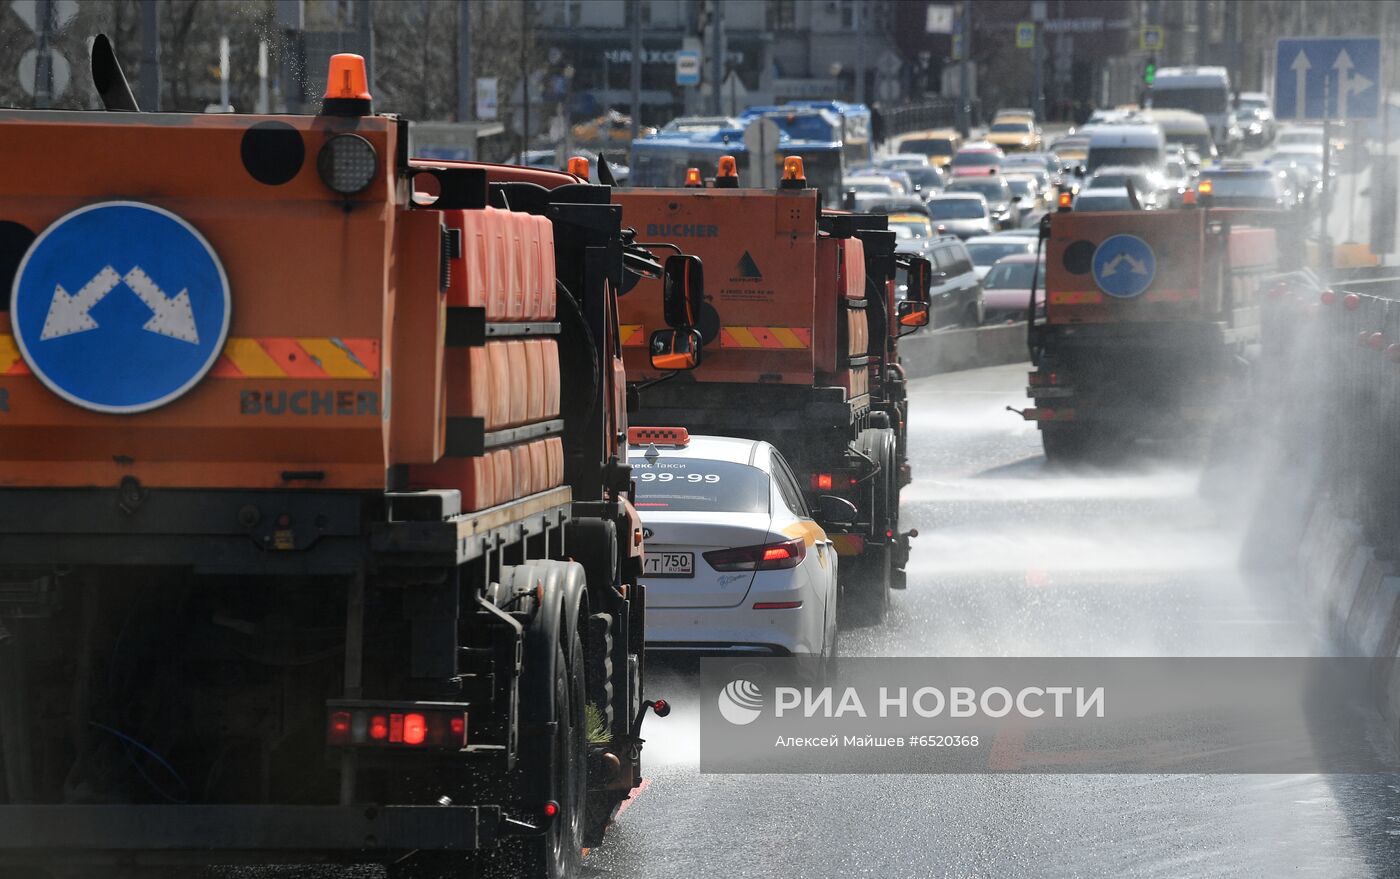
[450,208,490,309]
[486,209,511,320]
[538,215,558,320]
[504,341,528,427]
[506,212,528,320]
[545,436,563,487]
[521,213,541,319]
[491,448,514,503]
[445,346,492,420]
[523,339,545,422]
[486,342,511,430]
[511,443,534,497]
[542,339,560,419]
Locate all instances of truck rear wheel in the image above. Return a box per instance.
[1041,426,1089,463]
[512,625,587,879]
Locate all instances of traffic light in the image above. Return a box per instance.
[1143,56,1157,87]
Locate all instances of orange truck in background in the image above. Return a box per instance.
[0,45,681,879]
[1025,207,1278,460]
[613,160,933,623]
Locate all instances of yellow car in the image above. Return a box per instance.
[985,119,1041,153]
[890,128,963,168]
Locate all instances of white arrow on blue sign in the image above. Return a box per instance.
[1275,37,1380,121]
[11,201,231,414]
[1091,234,1156,299]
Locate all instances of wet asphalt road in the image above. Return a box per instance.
[583,363,1400,879]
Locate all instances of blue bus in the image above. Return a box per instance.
[776,100,874,166]
[632,106,863,207]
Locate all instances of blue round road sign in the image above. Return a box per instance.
[1090,233,1156,299]
[11,202,231,413]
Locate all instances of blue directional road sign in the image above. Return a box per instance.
[1091,234,1156,299]
[11,201,231,413]
[1275,37,1380,121]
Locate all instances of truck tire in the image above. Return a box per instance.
[1041,426,1088,463]
[842,427,897,625]
[511,624,587,879]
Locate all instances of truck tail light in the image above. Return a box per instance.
[811,473,833,491]
[326,703,468,750]
[705,537,806,572]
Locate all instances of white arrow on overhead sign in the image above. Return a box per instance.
[1333,48,1373,120]
[40,265,120,340]
[1290,50,1311,119]
[123,266,200,344]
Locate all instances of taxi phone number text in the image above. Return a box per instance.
[636,472,721,482]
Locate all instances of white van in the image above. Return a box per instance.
[1149,66,1232,148]
[1084,124,1166,173]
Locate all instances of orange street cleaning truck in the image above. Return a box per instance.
[0,46,680,879]
[613,158,932,623]
[1024,206,1277,460]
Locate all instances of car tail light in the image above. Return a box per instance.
[326,703,468,750]
[704,537,806,572]
[812,472,833,491]
[753,601,803,610]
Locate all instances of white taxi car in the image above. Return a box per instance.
[629,428,839,658]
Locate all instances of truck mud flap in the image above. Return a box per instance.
[0,804,499,861]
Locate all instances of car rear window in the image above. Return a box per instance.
[929,198,985,219]
[628,457,770,514]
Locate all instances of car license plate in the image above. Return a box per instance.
[643,552,694,578]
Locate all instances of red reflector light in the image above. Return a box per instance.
[329,706,467,749]
[753,600,803,609]
[704,537,806,571]
[1344,293,1361,310]
[328,711,352,745]
[812,473,834,491]
[403,713,427,746]
[1321,289,1337,305]
[543,800,560,818]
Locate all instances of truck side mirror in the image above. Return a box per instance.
[662,254,704,328]
[906,257,933,304]
[649,327,703,371]
[897,299,930,328]
[816,495,857,526]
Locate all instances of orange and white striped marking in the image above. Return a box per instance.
[0,335,379,379]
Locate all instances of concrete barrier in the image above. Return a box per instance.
[1290,489,1400,737]
[898,322,1030,378]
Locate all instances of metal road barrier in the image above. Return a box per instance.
[1266,273,1400,559]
